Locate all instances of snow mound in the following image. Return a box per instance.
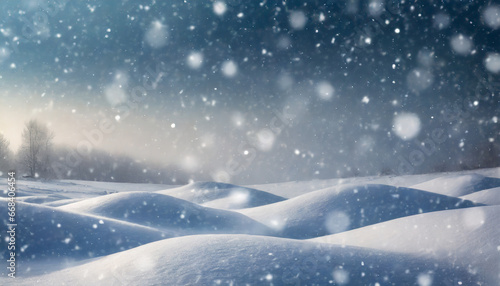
[43,198,84,207]
[246,177,376,198]
[157,181,286,208]
[460,187,500,205]
[16,234,482,285]
[16,194,70,204]
[411,173,500,197]
[312,206,500,285]
[201,189,286,209]
[247,168,500,199]
[59,192,271,235]
[0,199,171,265]
[1,178,173,199]
[239,184,478,239]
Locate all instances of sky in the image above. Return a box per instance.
[0,0,499,184]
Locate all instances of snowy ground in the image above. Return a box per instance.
[1,168,499,285]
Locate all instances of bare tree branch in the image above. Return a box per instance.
[19,120,54,178]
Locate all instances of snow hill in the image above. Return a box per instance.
[17,235,482,285]
[239,184,478,239]
[460,187,500,205]
[43,198,84,207]
[157,181,286,209]
[0,199,171,264]
[0,168,498,284]
[312,205,500,285]
[410,173,500,197]
[59,192,271,235]
[13,179,173,199]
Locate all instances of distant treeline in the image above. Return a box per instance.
[0,120,191,184]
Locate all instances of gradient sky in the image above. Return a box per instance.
[0,0,499,184]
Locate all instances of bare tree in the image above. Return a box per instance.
[0,133,11,173]
[19,120,54,178]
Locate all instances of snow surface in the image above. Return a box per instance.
[16,235,482,285]
[0,199,172,271]
[246,167,500,198]
[239,184,478,239]
[10,179,174,200]
[59,192,271,235]
[410,173,500,197]
[0,167,499,284]
[312,206,500,285]
[460,187,500,205]
[157,181,285,208]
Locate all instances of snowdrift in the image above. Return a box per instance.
[0,199,171,266]
[247,172,466,198]
[410,173,500,197]
[460,187,500,205]
[1,168,498,283]
[59,192,271,235]
[17,194,71,205]
[245,177,377,198]
[43,198,84,207]
[16,234,482,285]
[0,179,173,202]
[312,205,500,285]
[240,184,478,239]
[157,181,286,208]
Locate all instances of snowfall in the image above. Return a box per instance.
[1,168,499,285]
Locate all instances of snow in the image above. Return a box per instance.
[157,181,285,207]
[213,1,227,16]
[245,174,432,198]
[483,5,500,30]
[221,60,238,77]
[410,173,500,197]
[186,52,203,69]
[0,199,171,269]
[312,206,500,285]
[15,235,482,285]
[406,68,434,92]
[8,178,174,201]
[433,13,450,30]
[1,167,499,284]
[59,192,271,235]
[0,47,10,63]
[202,187,285,209]
[104,82,127,107]
[368,0,384,17]
[315,81,335,101]
[254,128,276,151]
[417,48,435,67]
[16,194,71,205]
[2,1,499,283]
[239,184,477,239]
[43,198,83,207]
[450,34,473,56]
[144,21,168,49]
[460,187,500,205]
[289,11,307,30]
[484,53,500,74]
[392,112,421,140]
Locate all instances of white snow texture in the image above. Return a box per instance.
[1,168,500,285]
